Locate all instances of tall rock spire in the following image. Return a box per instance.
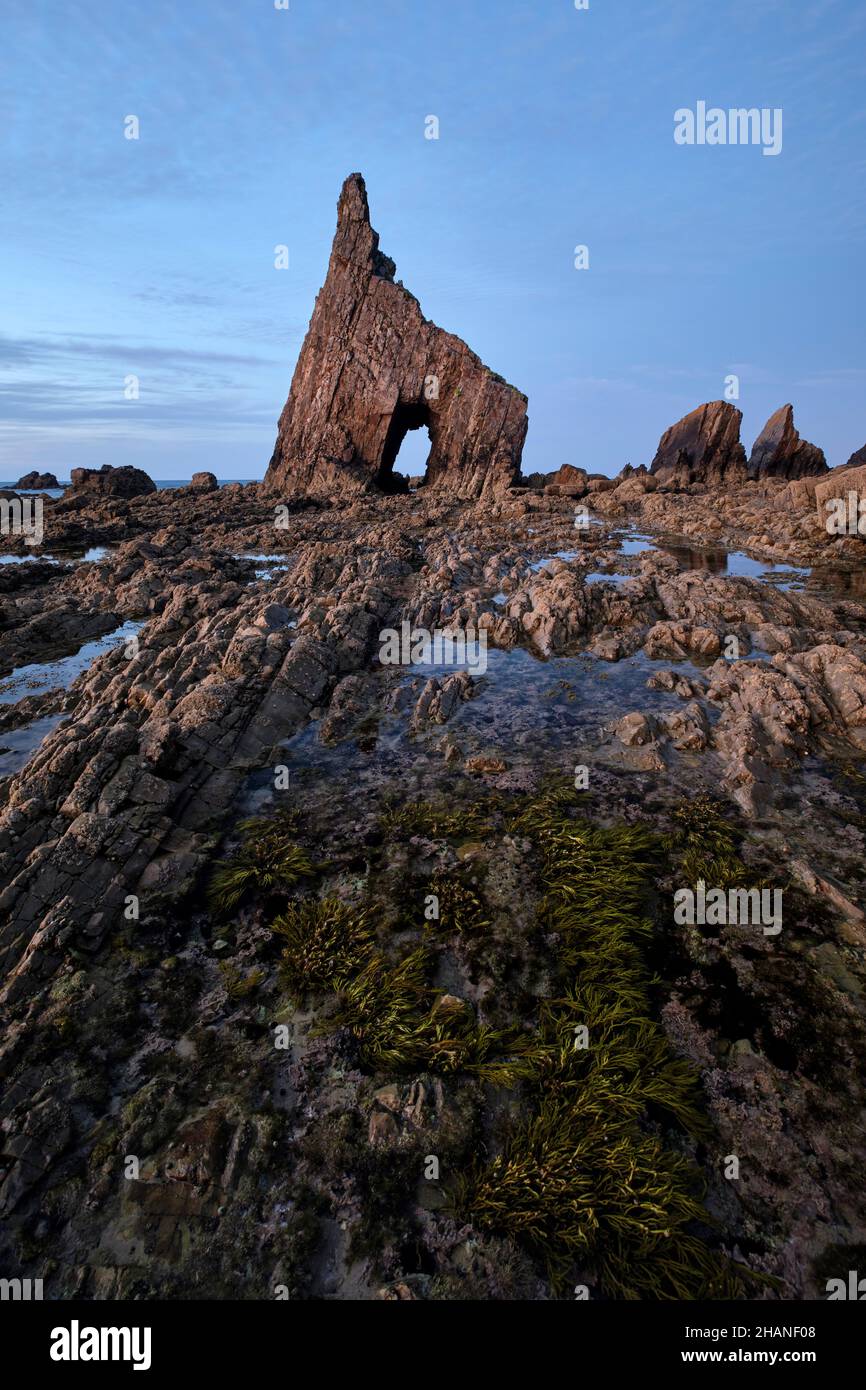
[265,174,528,498]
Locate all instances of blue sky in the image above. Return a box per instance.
[1,0,864,481]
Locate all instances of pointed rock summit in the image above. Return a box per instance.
[649,401,747,487]
[748,404,827,480]
[265,174,528,498]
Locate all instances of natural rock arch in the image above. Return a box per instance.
[264,174,529,499]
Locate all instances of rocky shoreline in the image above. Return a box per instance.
[0,467,864,1300]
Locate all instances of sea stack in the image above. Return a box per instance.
[265,174,529,500]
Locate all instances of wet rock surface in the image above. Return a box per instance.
[0,468,864,1301]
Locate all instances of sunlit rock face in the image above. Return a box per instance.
[264,173,528,500]
[650,401,748,488]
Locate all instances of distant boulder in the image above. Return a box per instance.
[523,464,590,496]
[748,405,827,480]
[650,402,747,488]
[15,471,59,489]
[190,472,218,491]
[69,465,156,498]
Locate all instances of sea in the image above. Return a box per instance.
[1,479,261,499]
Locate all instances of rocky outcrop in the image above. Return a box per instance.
[15,471,59,489]
[190,471,218,491]
[265,174,528,500]
[650,402,748,488]
[524,464,589,495]
[70,465,156,498]
[748,405,827,480]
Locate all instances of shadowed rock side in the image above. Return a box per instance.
[650,401,748,487]
[264,174,528,500]
[70,465,157,498]
[748,404,828,481]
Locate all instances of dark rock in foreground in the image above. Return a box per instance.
[265,173,528,500]
[650,401,748,487]
[748,404,827,480]
[70,465,156,498]
[15,471,59,489]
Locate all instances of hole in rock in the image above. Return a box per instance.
[377,401,432,493]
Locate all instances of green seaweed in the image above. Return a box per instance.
[424,873,492,934]
[206,812,317,915]
[667,795,748,890]
[381,798,490,842]
[219,960,266,999]
[455,788,740,1299]
[272,897,375,1000]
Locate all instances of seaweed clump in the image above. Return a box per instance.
[454,787,741,1299]
[272,898,540,1079]
[667,795,749,890]
[423,873,491,935]
[272,897,375,1000]
[381,798,490,842]
[207,811,317,915]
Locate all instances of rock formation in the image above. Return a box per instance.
[265,174,528,499]
[650,401,747,487]
[70,464,156,498]
[15,471,59,489]
[748,404,827,480]
[525,464,589,495]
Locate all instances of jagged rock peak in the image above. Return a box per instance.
[650,401,747,487]
[748,404,827,480]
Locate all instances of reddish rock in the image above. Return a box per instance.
[265,174,528,499]
[650,402,747,487]
[748,405,827,480]
[541,464,589,496]
[69,465,156,498]
[190,471,218,491]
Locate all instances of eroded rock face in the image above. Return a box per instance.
[70,465,156,498]
[265,174,528,500]
[748,404,827,481]
[650,401,748,488]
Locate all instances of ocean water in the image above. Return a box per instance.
[1,478,262,498]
